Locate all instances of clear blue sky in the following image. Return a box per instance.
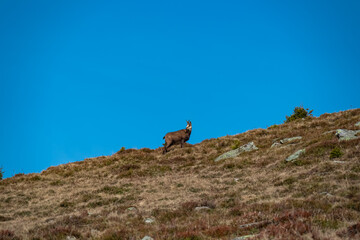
[1,0,359,178]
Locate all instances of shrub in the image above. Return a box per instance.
[330,147,343,159]
[231,140,241,150]
[285,106,313,123]
[0,167,3,180]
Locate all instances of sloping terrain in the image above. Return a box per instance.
[1,109,360,240]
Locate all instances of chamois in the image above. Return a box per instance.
[163,121,192,154]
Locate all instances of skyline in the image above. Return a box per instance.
[1,0,359,178]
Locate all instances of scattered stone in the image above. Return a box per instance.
[319,192,333,197]
[335,129,360,141]
[355,121,360,127]
[333,160,346,164]
[280,136,302,144]
[232,235,256,240]
[141,236,154,240]
[127,207,137,211]
[144,218,155,224]
[271,136,302,148]
[270,142,282,148]
[285,149,305,162]
[234,178,240,182]
[214,142,258,162]
[194,206,211,211]
[66,236,77,240]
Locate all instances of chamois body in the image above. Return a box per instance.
[163,121,192,154]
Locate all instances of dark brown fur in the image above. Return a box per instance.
[163,121,192,154]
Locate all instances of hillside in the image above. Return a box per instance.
[1,109,360,240]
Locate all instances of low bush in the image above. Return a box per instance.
[285,106,313,123]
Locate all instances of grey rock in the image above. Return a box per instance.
[66,236,77,240]
[127,207,136,211]
[333,160,346,164]
[270,142,282,148]
[285,149,305,162]
[214,142,258,162]
[232,234,256,240]
[194,206,211,211]
[142,236,154,240]
[280,136,302,144]
[355,121,360,128]
[335,129,360,141]
[144,218,155,224]
[271,136,302,148]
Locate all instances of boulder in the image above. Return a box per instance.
[285,149,305,162]
[280,136,302,144]
[335,129,360,141]
[271,136,302,148]
[214,142,258,162]
[142,236,154,240]
[355,121,360,128]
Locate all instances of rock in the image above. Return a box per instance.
[285,149,305,162]
[270,142,282,148]
[280,136,302,144]
[141,236,154,240]
[127,207,137,211]
[214,142,258,162]
[333,160,346,164]
[335,129,360,141]
[355,121,360,127]
[232,234,256,239]
[144,218,155,224]
[271,136,302,148]
[66,236,77,240]
[194,206,211,211]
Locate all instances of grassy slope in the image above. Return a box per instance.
[1,109,360,240]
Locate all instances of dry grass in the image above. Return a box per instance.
[0,109,360,239]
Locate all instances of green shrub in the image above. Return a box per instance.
[330,147,343,159]
[285,106,313,123]
[231,140,241,150]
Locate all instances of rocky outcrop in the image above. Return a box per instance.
[214,142,258,162]
[335,129,360,141]
[271,136,302,148]
[285,149,306,162]
[355,121,360,127]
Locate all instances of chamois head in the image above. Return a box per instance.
[186,120,192,132]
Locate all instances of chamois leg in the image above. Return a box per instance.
[163,141,173,154]
[181,139,185,148]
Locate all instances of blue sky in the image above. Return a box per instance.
[1,0,359,178]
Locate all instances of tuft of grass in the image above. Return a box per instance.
[59,200,74,208]
[329,147,343,159]
[99,185,128,195]
[0,230,20,240]
[231,140,241,150]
